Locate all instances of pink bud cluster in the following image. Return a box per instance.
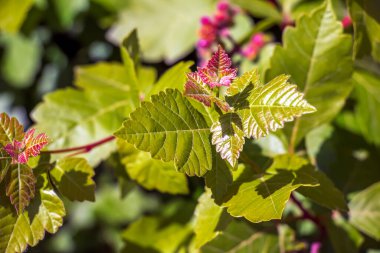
[241,33,269,60]
[197,1,239,65]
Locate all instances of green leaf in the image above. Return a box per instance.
[232,0,283,21]
[349,181,380,240]
[51,0,88,28]
[205,152,233,204]
[121,29,140,67]
[342,70,380,146]
[149,61,193,96]
[305,124,334,164]
[50,157,95,201]
[0,0,34,33]
[266,2,353,146]
[107,0,215,62]
[32,62,137,165]
[0,173,65,253]
[117,141,189,195]
[222,156,319,223]
[297,165,348,211]
[115,89,212,177]
[230,73,316,140]
[193,189,232,249]
[0,112,24,145]
[278,224,307,252]
[121,216,192,253]
[0,150,11,184]
[6,164,36,214]
[1,33,42,88]
[349,0,380,62]
[324,212,364,253]
[211,113,245,167]
[202,221,280,253]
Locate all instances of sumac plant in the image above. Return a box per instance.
[1,0,380,252]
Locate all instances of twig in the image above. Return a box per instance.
[42,136,115,154]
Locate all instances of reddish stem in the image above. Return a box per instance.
[290,194,326,253]
[42,136,115,154]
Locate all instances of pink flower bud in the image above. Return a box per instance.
[342,15,352,28]
[200,16,213,26]
[197,39,211,48]
[217,1,230,11]
[252,33,265,48]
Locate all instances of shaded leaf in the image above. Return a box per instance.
[211,113,245,167]
[50,157,95,201]
[324,212,364,253]
[305,124,334,164]
[6,164,36,214]
[205,152,233,204]
[193,189,232,248]
[117,141,189,195]
[339,70,380,146]
[121,29,140,67]
[202,221,280,253]
[266,2,353,146]
[0,173,65,253]
[231,0,282,21]
[115,89,212,177]
[349,0,380,62]
[121,216,192,253]
[222,156,319,223]
[349,181,380,240]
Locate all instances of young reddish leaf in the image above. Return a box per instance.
[198,45,237,88]
[22,129,49,159]
[6,163,36,214]
[0,112,24,145]
[184,72,230,112]
[4,128,48,164]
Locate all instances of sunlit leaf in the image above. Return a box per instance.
[117,141,189,195]
[222,156,319,223]
[115,89,212,176]
[266,2,353,146]
[193,189,232,248]
[107,0,215,62]
[202,220,280,252]
[0,112,24,145]
[0,0,34,33]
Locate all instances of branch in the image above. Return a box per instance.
[42,136,115,154]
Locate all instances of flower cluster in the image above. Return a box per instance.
[241,33,270,60]
[196,1,239,65]
[4,128,48,164]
